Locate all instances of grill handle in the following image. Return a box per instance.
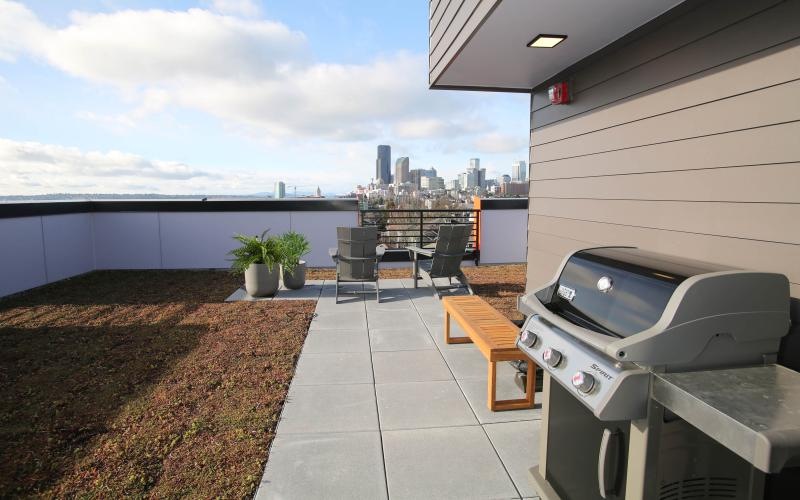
[597,428,621,499]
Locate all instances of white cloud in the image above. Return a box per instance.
[0,0,45,61]
[0,1,481,143]
[76,88,172,130]
[472,132,528,154]
[393,117,489,140]
[0,138,350,195]
[41,8,308,85]
[206,0,262,18]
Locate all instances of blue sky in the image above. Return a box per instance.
[0,0,529,195]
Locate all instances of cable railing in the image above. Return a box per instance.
[358,208,480,261]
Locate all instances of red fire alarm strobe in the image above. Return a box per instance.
[548,82,570,105]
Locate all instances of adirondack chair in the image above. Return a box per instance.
[328,226,384,303]
[406,224,474,299]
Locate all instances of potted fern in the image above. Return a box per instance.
[229,230,281,297]
[279,231,311,290]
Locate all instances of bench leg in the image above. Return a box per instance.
[488,360,536,412]
[444,309,473,345]
[488,361,498,411]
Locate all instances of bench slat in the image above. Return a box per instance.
[442,296,520,358]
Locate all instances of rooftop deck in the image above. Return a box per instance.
[0,265,537,498]
[258,276,541,499]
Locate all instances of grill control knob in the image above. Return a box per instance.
[519,330,537,348]
[542,348,563,368]
[571,371,596,394]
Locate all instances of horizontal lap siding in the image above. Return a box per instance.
[526,0,800,316]
[428,0,498,85]
[531,122,800,180]
[530,0,786,113]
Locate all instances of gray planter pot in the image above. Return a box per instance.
[244,263,280,297]
[282,261,306,290]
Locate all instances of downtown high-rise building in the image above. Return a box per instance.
[376,145,391,185]
[512,160,527,182]
[421,167,437,178]
[463,158,483,189]
[395,157,409,185]
[274,181,286,199]
[421,176,445,190]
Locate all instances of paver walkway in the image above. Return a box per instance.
[256,278,542,500]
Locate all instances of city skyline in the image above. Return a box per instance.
[0,1,528,196]
[356,142,527,203]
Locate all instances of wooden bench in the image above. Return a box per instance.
[442,296,536,411]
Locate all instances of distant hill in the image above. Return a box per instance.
[0,193,273,202]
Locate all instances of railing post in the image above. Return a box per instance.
[475,209,480,266]
[418,210,424,248]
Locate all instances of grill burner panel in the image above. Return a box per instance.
[520,315,649,420]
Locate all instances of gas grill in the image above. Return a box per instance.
[515,247,796,500]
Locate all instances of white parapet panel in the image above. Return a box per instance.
[93,212,162,270]
[0,205,359,297]
[479,209,528,264]
[0,217,48,297]
[290,211,358,267]
[41,213,94,282]
[159,212,292,269]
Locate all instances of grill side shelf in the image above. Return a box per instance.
[652,365,800,474]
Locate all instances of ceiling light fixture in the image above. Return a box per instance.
[528,34,567,48]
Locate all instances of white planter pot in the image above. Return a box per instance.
[244,263,280,297]
[281,261,306,290]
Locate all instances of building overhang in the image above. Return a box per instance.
[429,0,689,92]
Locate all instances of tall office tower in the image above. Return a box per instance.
[463,170,475,189]
[274,181,286,199]
[512,160,527,181]
[458,172,467,190]
[395,157,409,185]
[409,169,422,189]
[446,179,460,191]
[376,145,391,184]
[463,158,482,189]
[479,168,487,188]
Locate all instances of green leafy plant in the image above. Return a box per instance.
[228,230,281,274]
[278,231,311,274]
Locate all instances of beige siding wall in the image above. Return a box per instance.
[526,0,800,320]
[428,0,499,85]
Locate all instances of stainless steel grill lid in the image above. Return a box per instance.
[547,248,731,338]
